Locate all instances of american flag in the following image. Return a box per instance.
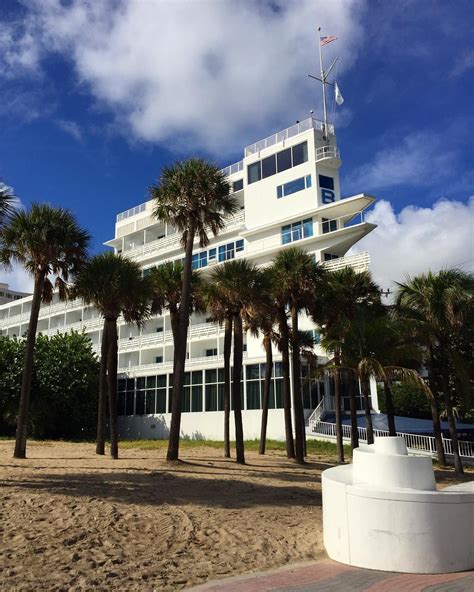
[320,35,337,47]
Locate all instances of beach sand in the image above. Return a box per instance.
[0,440,471,591]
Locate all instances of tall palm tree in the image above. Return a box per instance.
[150,158,239,461]
[313,267,381,457]
[0,181,16,228]
[396,269,474,474]
[206,259,263,464]
[74,252,151,459]
[0,204,90,459]
[272,247,326,464]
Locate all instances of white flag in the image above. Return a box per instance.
[335,82,344,106]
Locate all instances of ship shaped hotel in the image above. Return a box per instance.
[0,114,378,440]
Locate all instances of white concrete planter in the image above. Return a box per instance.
[322,437,474,573]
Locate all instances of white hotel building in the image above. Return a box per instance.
[0,117,378,440]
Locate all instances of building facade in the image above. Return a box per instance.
[0,117,377,440]
[0,282,30,305]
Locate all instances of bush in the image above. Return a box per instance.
[378,381,431,420]
[0,332,99,439]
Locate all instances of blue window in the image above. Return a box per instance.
[322,218,337,234]
[319,175,334,190]
[218,245,226,262]
[236,239,244,252]
[277,175,312,198]
[324,252,339,261]
[281,218,313,244]
[246,142,308,185]
[262,155,276,178]
[192,252,208,269]
[192,254,199,270]
[209,248,217,261]
[292,142,308,166]
[277,148,292,173]
[233,179,243,192]
[247,161,261,184]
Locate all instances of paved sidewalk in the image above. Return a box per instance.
[187,560,474,591]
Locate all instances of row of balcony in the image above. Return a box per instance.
[119,352,248,375]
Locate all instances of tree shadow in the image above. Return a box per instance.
[1,469,323,510]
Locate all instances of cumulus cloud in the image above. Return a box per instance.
[0,266,33,294]
[350,197,474,290]
[0,0,364,154]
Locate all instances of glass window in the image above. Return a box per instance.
[146,376,156,389]
[209,248,217,261]
[192,254,199,270]
[192,370,202,385]
[284,177,306,196]
[246,364,260,380]
[303,218,313,238]
[277,148,292,173]
[262,155,276,178]
[182,387,191,413]
[157,375,166,388]
[305,175,312,188]
[206,348,217,357]
[126,392,134,415]
[191,385,203,412]
[205,384,218,411]
[246,381,261,410]
[277,185,283,199]
[118,379,126,392]
[319,175,334,190]
[155,356,163,364]
[322,218,337,234]
[281,224,292,245]
[292,221,302,242]
[156,389,166,413]
[233,179,243,192]
[137,377,146,390]
[205,369,217,384]
[248,161,261,184]
[236,239,244,252]
[218,245,226,262]
[126,379,134,391]
[292,142,308,167]
[274,362,283,377]
[199,252,207,267]
[118,392,126,416]
[135,390,146,415]
[146,391,156,414]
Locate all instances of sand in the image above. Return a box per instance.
[0,440,472,591]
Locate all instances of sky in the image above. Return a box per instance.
[0,0,473,293]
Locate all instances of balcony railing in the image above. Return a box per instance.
[245,117,334,157]
[323,252,370,273]
[119,352,248,374]
[221,160,244,177]
[315,145,340,162]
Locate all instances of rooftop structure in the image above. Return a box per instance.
[0,282,30,305]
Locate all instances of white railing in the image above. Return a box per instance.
[315,145,340,162]
[116,201,147,223]
[119,351,248,374]
[245,117,334,157]
[323,252,370,273]
[310,420,474,459]
[221,160,244,177]
[118,332,165,351]
[307,398,327,429]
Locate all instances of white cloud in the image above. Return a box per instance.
[451,49,474,77]
[0,265,33,294]
[0,0,365,155]
[350,197,474,290]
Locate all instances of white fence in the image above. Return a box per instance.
[309,419,474,460]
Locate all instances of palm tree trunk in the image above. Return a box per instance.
[167,227,195,462]
[361,377,374,444]
[278,307,295,459]
[383,378,397,436]
[13,272,44,459]
[334,366,344,463]
[428,363,447,467]
[106,319,119,460]
[232,313,245,464]
[441,372,463,474]
[259,333,273,455]
[291,307,305,464]
[223,316,232,458]
[96,318,108,455]
[348,372,359,449]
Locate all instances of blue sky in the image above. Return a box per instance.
[0,0,473,291]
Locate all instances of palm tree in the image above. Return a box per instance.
[396,269,474,473]
[272,247,326,464]
[150,158,239,461]
[74,252,151,459]
[0,204,90,459]
[206,259,263,464]
[313,267,381,456]
[0,181,16,228]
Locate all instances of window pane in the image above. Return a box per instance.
[191,385,203,412]
[184,372,190,386]
[277,185,283,199]
[292,142,308,167]
[146,391,156,414]
[209,248,216,260]
[236,239,244,252]
[218,384,225,411]
[305,175,312,188]
[218,368,225,383]
[292,221,302,241]
[281,225,292,244]
[192,254,199,270]
[146,376,156,389]
[135,390,146,415]
[199,252,207,267]
[246,381,261,410]
[126,392,135,415]
[319,174,334,190]
[205,385,217,411]
[246,364,260,380]
[118,392,126,415]
[274,379,283,408]
[284,177,306,196]
[248,161,261,184]
[192,370,202,385]
[126,379,134,391]
[274,362,283,377]
[218,245,226,262]
[233,179,243,192]
[157,375,166,388]
[303,218,313,238]
[182,387,191,412]
[261,155,276,178]
[205,369,217,384]
[277,148,292,173]
[137,377,146,390]
[156,389,167,413]
[118,379,126,392]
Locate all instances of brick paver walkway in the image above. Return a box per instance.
[187,560,474,592]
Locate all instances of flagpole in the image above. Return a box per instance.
[317,26,328,140]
